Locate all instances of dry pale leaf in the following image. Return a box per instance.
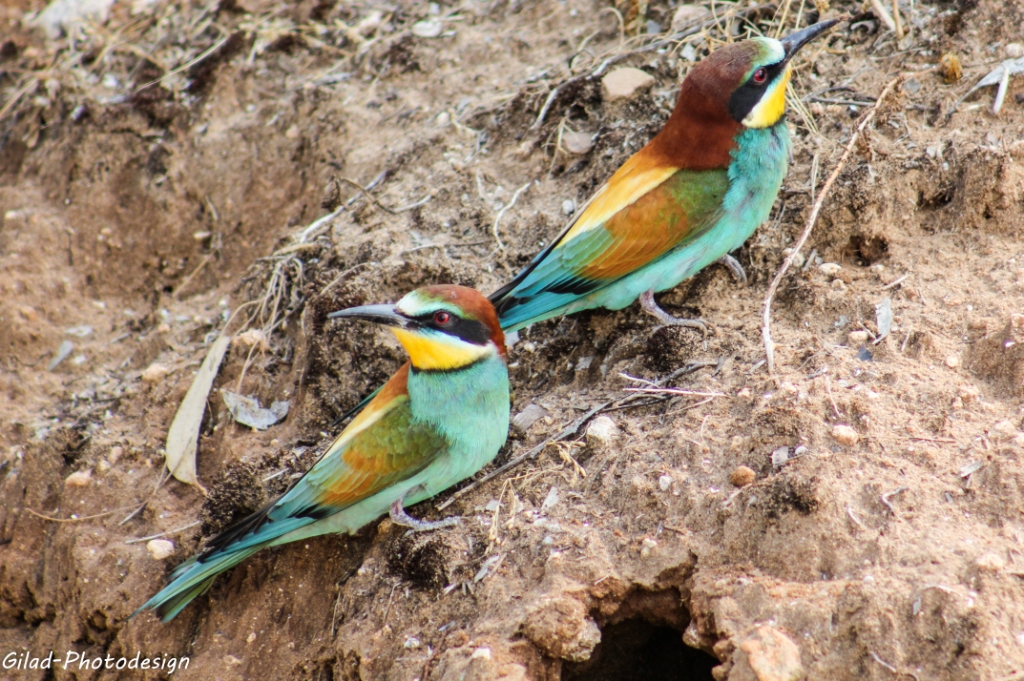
[221,390,289,430]
[164,334,231,490]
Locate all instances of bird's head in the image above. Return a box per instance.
[329,285,506,372]
[672,18,841,131]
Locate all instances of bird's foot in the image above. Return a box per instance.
[640,290,710,336]
[389,499,460,533]
[716,254,747,286]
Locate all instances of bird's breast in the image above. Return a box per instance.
[723,123,791,218]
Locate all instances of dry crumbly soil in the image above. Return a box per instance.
[2,0,1024,679]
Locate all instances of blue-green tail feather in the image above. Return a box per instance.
[133,514,316,621]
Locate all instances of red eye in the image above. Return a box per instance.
[752,67,768,84]
[433,311,451,325]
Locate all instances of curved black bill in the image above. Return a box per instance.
[781,17,842,59]
[328,303,412,328]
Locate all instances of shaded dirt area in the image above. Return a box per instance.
[2,0,1024,679]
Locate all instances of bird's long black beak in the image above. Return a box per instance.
[328,304,413,328]
[781,17,842,60]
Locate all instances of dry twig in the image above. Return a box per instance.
[492,181,531,251]
[761,76,902,374]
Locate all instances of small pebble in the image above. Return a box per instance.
[561,130,593,155]
[232,329,270,352]
[976,552,1006,572]
[107,445,124,463]
[562,199,576,215]
[959,385,980,403]
[990,419,1019,442]
[602,67,655,101]
[541,486,560,513]
[729,466,756,487]
[640,537,658,558]
[142,363,170,384]
[586,416,619,446]
[781,247,804,269]
[848,330,869,344]
[1006,42,1024,59]
[146,539,175,560]
[246,632,257,644]
[945,355,960,369]
[65,470,92,487]
[831,424,859,446]
[671,4,706,32]
[818,262,842,276]
[658,474,672,491]
[411,18,443,38]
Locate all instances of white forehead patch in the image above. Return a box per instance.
[754,37,786,65]
[396,290,453,317]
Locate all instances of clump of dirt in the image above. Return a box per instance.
[3,0,1024,679]
[200,462,267,537]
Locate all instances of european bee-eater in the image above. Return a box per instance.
[491,18,842,331]
[135,285,509,621]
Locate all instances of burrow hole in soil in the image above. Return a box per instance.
[561,617,717,681]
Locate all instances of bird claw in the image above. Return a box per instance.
[716,254,747,286]
[389,499,460,534]
[640,290,712,337]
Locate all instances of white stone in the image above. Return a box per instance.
[671,5,707,32]
[602,68,656,101]
[541,486,560,513]
[586,416,619,446]
[658,475,672,491]
[832,424,859,446]
[976,552,1006,572]
[142,363,170,384]
[561,130,593,155]
[411,18,443,37]
[146,539,175,560]
[34,0,115,39]
[990,419,1019,442]
[65,470,92,487]
[562,199,576,215]
[819,262,842,276]
[848,330,870,344]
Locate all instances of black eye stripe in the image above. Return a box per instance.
[727,61,786,123]
[411,312,491,346]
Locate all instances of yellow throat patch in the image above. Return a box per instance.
[743,64,792,129]
[392,328,489,371]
